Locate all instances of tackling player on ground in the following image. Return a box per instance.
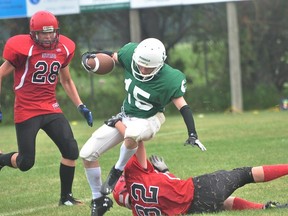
[113,139,288,215]
[0,10,93,206]
[80,38,206,215]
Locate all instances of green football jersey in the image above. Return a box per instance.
[118,42,187,118]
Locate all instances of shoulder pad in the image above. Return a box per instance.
[4,35,34,56]
[58,35,75,53]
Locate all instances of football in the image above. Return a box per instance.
[87,53,115,75]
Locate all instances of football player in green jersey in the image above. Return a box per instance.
[80,38,206,216]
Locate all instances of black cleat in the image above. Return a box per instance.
[101,166,123,195]
[58,193,84,206]
[91,196,113,216]
[264,201,288,209]
[104,115,122,127]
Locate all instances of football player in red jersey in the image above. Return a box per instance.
[0,10,93,206]
[113,139,288,215]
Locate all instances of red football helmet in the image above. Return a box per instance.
[29,10,59,49]
[112,175,131,209]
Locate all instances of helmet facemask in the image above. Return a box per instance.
[131,38,167,82]
[30,29,59,50]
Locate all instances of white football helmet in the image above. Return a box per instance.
[131,38,167,82]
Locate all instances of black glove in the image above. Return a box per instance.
[184,133,207,151]
[104,115,122,127]
[149,155,169,173]
[77,104,93,127]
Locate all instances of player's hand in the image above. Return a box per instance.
[77,104,93,127]
[149,155,169,173]
[81,52,97,72]
[184,133,207,151]
[104,115,122,127]
[0,110,2,123]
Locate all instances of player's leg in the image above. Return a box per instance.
[80,121,123,216]
[0,151,17,170]
[190,165,288,213]
[100,132,138,196]
[224,165,288,211]
[113,119,137,171]
[224,196,288,210]
[112,112,165,162]
[237,164,288,210]
[188,167,255,214]
[252,164,288,182]
[223,196,264,210]
[101,113,164,195]
[43,113,82,206]
[0,117,39,171]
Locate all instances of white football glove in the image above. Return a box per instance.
[149,155,169,173]
[185,133,207,151]
[195,139,207,151]
[81,52,97,73]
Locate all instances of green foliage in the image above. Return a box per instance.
[0,111,287,215]
[243,84,281,110]
[167,42,231,113]
[238,0,288,92]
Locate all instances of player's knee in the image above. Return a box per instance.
[79,148,85,159]
[125,127,141,141]
[79,148,88,160]
[67,148,79,160]
[17,156,35,171]
[79,148,100,161]
[63,145,79,160]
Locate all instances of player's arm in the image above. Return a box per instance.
[0,60,15,123]
[135,142,147,169]
[172,96,206,151]
[59,66,93,126]
[59,66,83,106]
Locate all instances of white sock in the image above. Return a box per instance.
[115,143,138,170]
[85,167,102,199]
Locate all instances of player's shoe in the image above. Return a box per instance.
[58,193,84,206]
[104,115,122,127]
[91,196,113,216]
[264,201,288,209]
[101,166,123,195]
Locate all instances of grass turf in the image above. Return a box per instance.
[0,110,287,216]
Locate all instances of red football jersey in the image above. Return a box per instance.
[124,155,194,216]
[3,34,75,123]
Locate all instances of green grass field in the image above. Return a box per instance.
[0,110,287,216]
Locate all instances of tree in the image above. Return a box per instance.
[239,0,288,92]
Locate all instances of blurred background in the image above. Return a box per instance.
[1,0,287,124]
